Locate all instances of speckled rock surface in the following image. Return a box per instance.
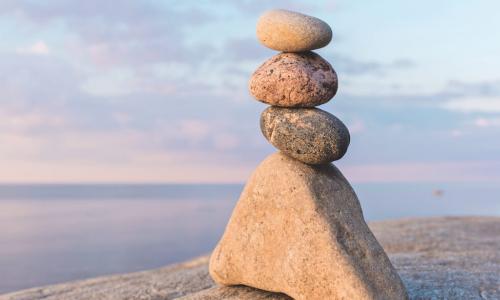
[209,153,407,300]
[3,217,500,300]
[249,52,337,107]
[260,107,349,164]
[256,9,332,52]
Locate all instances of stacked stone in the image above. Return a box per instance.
[250,9,349,166]
[210,9,408,300]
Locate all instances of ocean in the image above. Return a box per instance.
[0,183,499,294]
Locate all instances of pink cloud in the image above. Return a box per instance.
[16,41,50,55]
[475,117,500,128]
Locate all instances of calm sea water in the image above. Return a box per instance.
[0,183,499,294]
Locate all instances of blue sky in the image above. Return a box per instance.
[1,0,500,183]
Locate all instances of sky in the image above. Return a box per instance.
[1,0,500,183]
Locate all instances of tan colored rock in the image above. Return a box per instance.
[209,153,408,300]
[260,107,350,164]
[249,51,337,107]
[256,9,332,52]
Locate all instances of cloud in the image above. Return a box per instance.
[445,80,500,96]
[0,120,257,183]
[0,1,499,184]
[0,107,64,132]
[347,119,365,134]
[224,38,274,61]
[16,41,50,55]
[442,96,500,113]
[475,117,500,128]
[213,133,240,150]
[219,0,321,14]
[0,52,82,95]
[0,156,254,184]
[2,1,214,69]
[331,55,415,76]
[450,129,463,137]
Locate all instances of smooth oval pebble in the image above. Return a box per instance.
[257,9,332,52]
[260,107,350,165]
[249,51,338,107]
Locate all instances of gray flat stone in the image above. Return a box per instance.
[2,217,499,300]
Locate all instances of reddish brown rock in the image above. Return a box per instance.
[249,52,338,107]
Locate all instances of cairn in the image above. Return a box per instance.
[209,9,408,300]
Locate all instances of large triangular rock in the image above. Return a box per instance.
[209,153,408,300]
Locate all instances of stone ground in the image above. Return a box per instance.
[2,217,499,300]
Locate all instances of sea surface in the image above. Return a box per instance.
[0,183,499,294]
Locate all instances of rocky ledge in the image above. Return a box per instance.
[2,216,499,300]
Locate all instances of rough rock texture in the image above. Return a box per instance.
[0,257,214,300]
[256,9,332,52]
[249,52,337,107]
[260,107,350,164]
[3,216,500,300]
[209,153,407,300]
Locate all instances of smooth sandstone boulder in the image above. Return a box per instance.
[260,107,350,164]
[249,52,337,107]
[209,153,408,300]
[257,9,332,52]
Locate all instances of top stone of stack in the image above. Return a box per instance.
[257,9,332,52]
